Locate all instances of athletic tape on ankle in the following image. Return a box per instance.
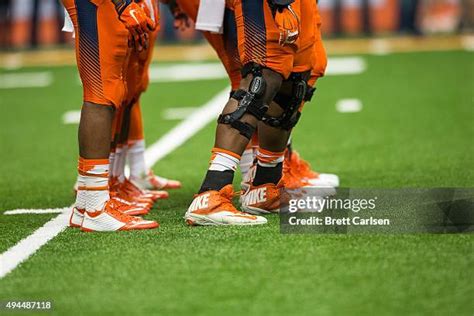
[209,147,241,172]
[256,148,285,167]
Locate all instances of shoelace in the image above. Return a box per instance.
[217,190,244,214]
[283,163,305,188]
[106,200,139,222]
[122,181,143,195]
[294,154,319,178]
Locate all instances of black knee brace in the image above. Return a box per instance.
[304,85,316,102]
[262,72,309,130]
[217,63,269,139]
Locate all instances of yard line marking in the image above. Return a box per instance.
[147,58,366,83]
[336,99,363,113]
[149,63,227,82]
[0,72,52,89]
[325,57,366,75]
[0,87,229,279]
[0,210,70,279]
[62,110,81,124]
[162,107,198,120]
[4,208,67,215]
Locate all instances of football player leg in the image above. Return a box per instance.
[184,0,299,225]
[288,16,340,188]
[127,102,181,191]
[110,101,155,215]
[64,0,158,231]
[240,71,309,214]
[109,32,162,211]
[241,0,323,214]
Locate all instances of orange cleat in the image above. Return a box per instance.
[109,196,150,216]
[184,185,267,226]
[132,170,181,191]
[287,151,340,187]
[241,180,288,215]
[123,178,169,201]
[110,179,154,207]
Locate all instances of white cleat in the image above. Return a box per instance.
[69,207,84,228]
[80,200,159,232]
[307,173,339,188]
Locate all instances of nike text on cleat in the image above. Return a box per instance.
[184,185,267,226]
[241,181,287,215]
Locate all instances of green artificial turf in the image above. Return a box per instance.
[0,51,473,315]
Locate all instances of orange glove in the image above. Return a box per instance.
[116,1,156,51]
[273,4,300,46]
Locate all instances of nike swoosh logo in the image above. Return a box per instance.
[129,9,140,24]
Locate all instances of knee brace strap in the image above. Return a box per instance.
[304,86,316,102]
[262,72,308,130]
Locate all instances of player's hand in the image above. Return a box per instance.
[273,4,299,46]
[173,11,191,31]
[119,2,155,51]
[161,0,190,31]
[170,4,190,31]
[128,32,149,52]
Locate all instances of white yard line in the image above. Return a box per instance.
[0,210,70,278]
[4,208,68,215]
[147,58,367,84]
[162,107,198,120]
[0,87,229,279]
[325,57,366,76]
[0,72,52,89]
[336,99,363,113]
[62,110,81,124]
[149,63,227,82]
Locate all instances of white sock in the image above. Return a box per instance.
[128,140,147,180]
[118,144,128,182]
[75,175,86,210]
[113,146,123,180]
[240,148,255,178]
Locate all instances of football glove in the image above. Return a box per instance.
[113,0,156,51]
[270,1,300,46]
